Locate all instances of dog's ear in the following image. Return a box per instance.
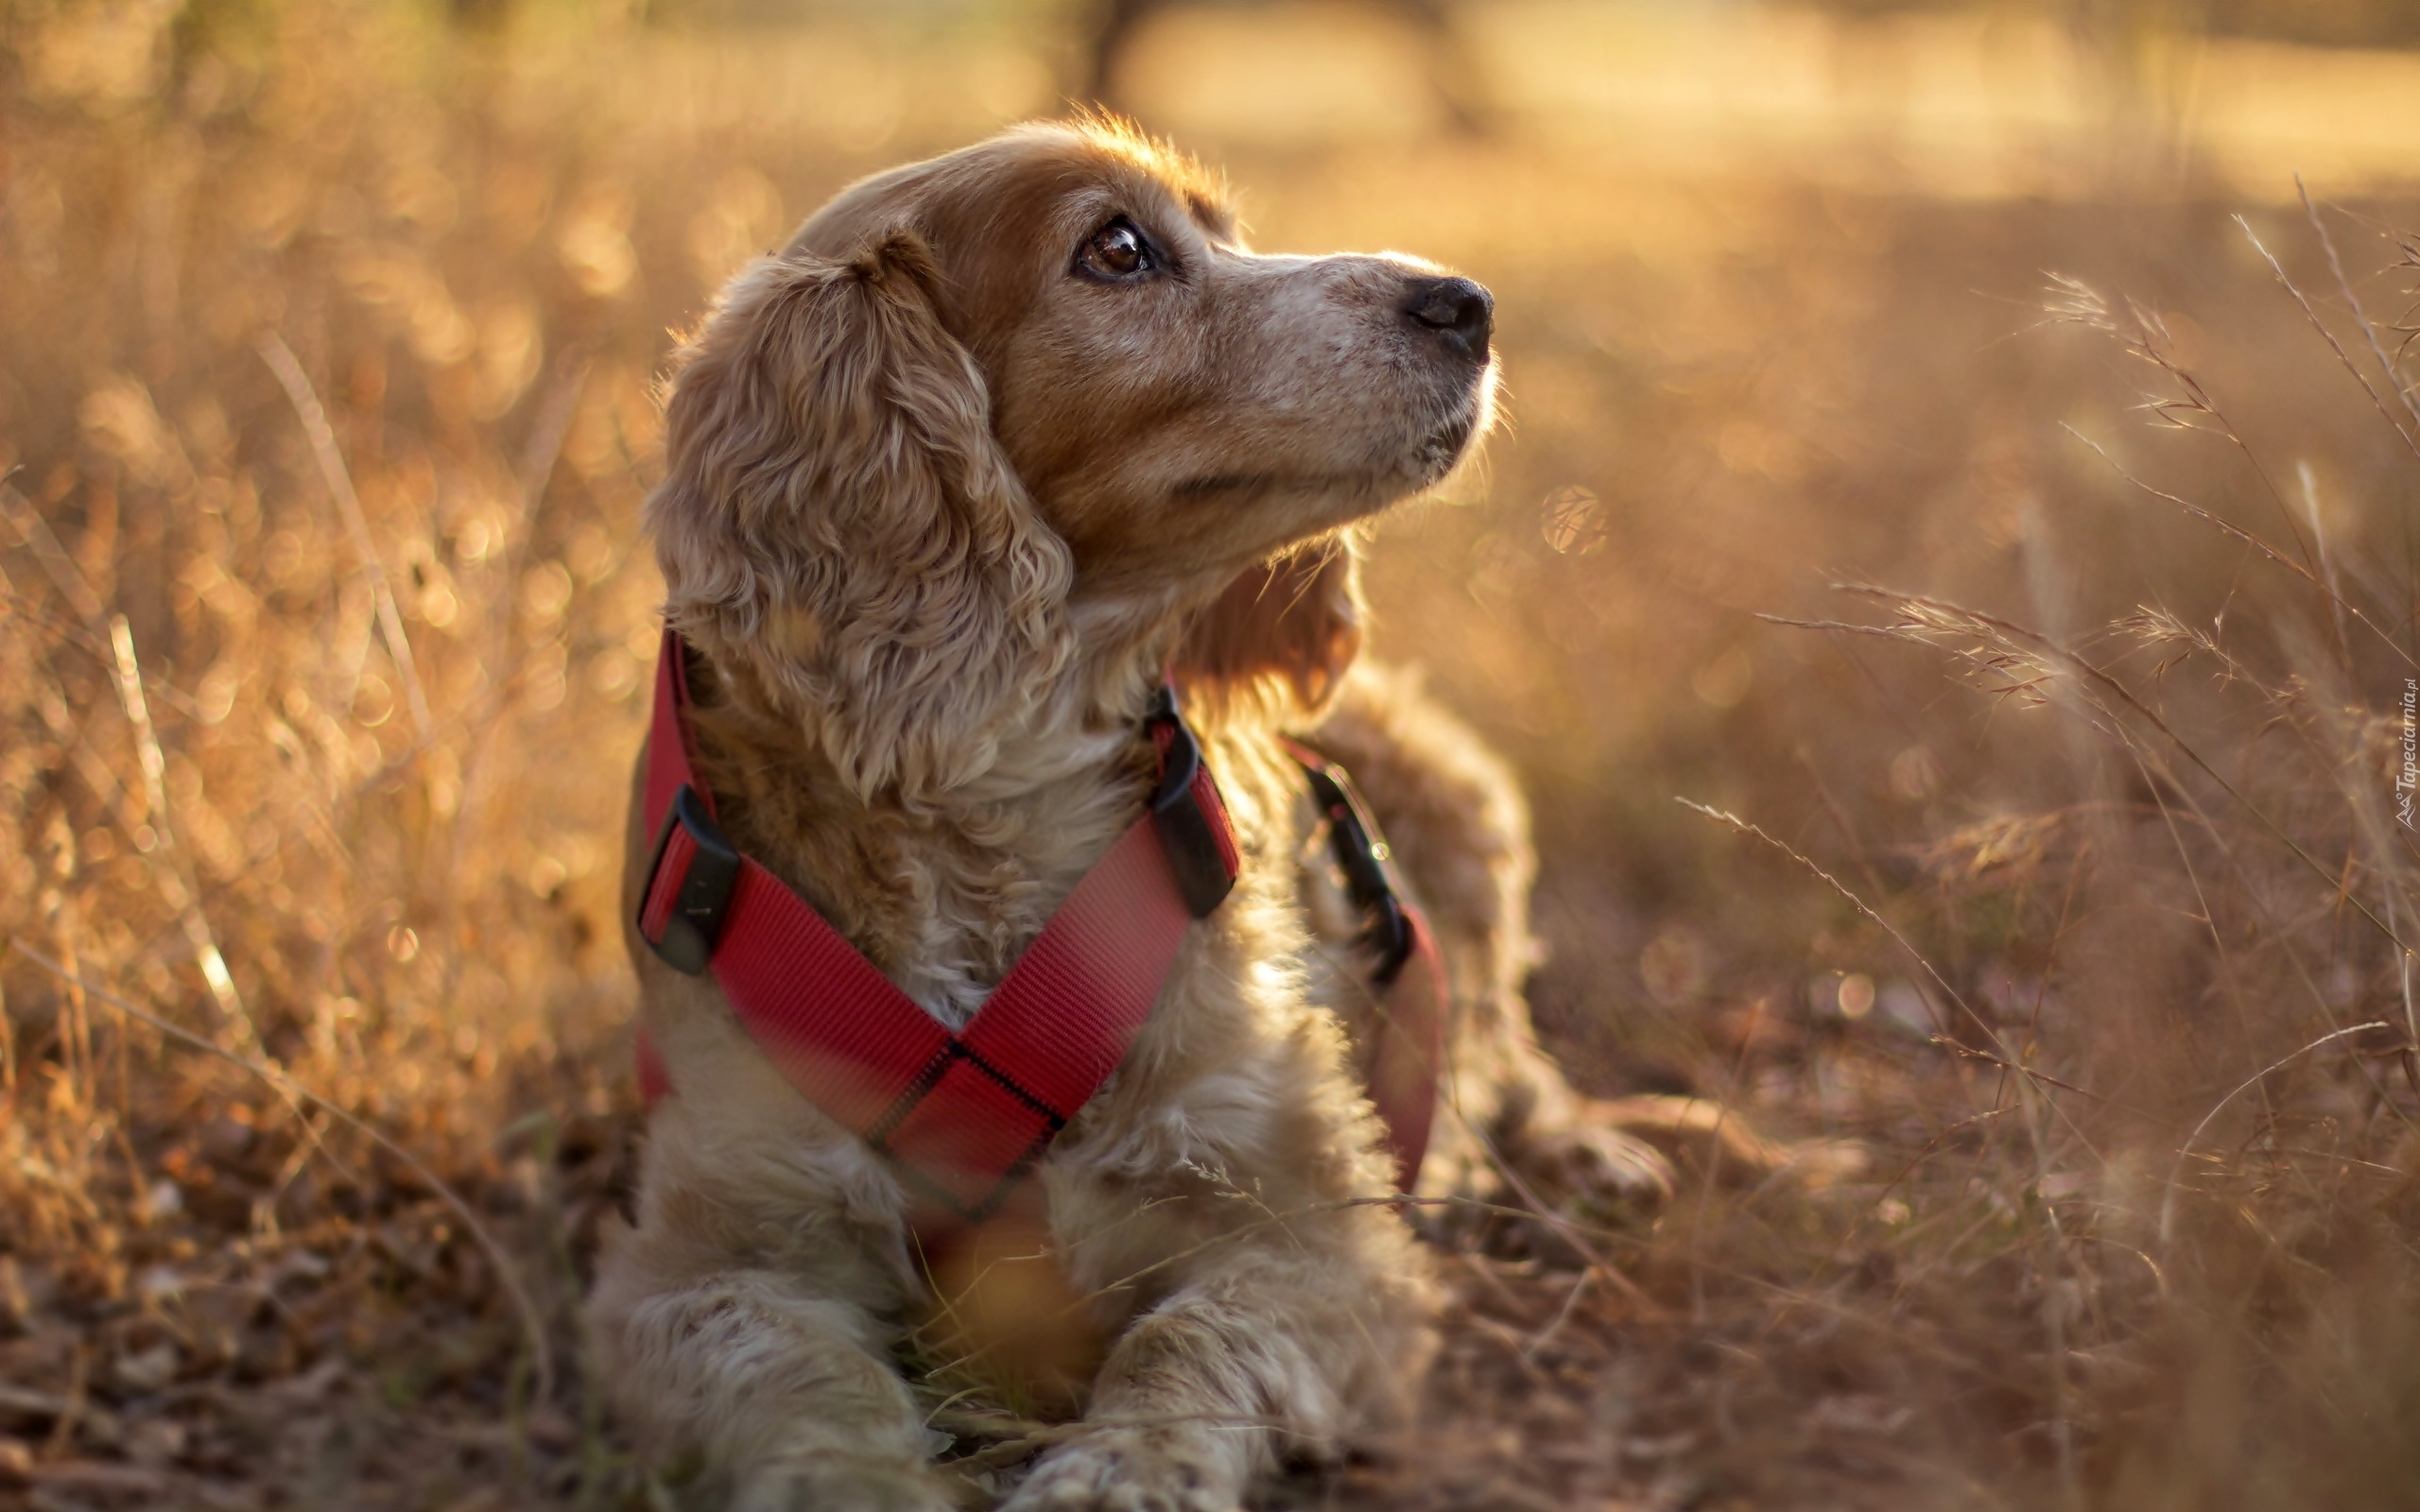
[648,230,1073,799]
[1174,535,1364,722]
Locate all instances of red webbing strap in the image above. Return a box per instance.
[1364,908,1443,1191]
[631,633,697,1114]
[954,820,1188,1115]
[636,630,1212,1220]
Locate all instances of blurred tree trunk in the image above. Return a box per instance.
[1074,0,1494,134]
[448,0,513,32]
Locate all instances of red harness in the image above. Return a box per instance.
[633,630,1443,1225]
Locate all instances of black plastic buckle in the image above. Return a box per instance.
[638,784,741,976]
[1302,760,1415,986]
[1146,686,1238,920]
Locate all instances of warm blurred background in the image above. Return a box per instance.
[6,0,2420,1507]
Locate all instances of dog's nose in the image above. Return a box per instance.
[1402,275,1493,364]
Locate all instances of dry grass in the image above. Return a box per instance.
[5,2,2420,1508]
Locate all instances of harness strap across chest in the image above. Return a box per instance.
[633,629,1443,1226]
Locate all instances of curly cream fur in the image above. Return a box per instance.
[648,231,1076,803]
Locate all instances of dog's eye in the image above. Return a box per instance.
[1078,219,1153,280]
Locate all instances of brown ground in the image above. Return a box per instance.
[7,4,2420,1509]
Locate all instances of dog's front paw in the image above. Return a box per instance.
[1595,1093,1868,1190]
[1443,1119,1679,1263]
[1513,1120,1678,1215]
[732,1452,964,1512]
[1002,1429,1241,1512]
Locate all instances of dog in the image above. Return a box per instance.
[590,118,1741,1512]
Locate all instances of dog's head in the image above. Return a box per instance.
[648,119,1495,797]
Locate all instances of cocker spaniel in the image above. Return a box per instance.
[592,118,1748,1512]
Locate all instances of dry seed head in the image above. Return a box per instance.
[1841,587,2060,699]
[2347,709,2416,788]
[2045,274,2226,433]
[2117,605,2202,650]
[2115,604,2226,681]
[1919,810,2066,883]
[2392,232,2420,364]
[2042,272,2114,333]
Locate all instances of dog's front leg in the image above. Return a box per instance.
[589,1081,960,1512]
[593,1257,955,1511]
[1005,1206,1433,1512]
